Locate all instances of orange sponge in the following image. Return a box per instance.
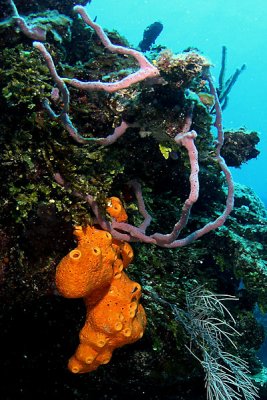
[55,197,146,373]
[68,270,146,373]
[106,196,128,222]
[55,226,116,302]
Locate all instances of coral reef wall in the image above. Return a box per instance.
[0,1,267,399]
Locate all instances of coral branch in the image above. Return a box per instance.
[218,46,227,93]
[32,5,159,145]
[54,72,234,249]
[8,0,46,41]
[151,130,199,245]
[63,5,160,93]
[97,121,130,146]
[33,42,69,113]
[152,74,234,248]
[108,75,233,247]
[128,180,153,232]
[34,41,131,145]
[216,46,246,111]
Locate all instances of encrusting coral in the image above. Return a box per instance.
[55,197,146,373]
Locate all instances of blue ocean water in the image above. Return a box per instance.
[89,0,267,206]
